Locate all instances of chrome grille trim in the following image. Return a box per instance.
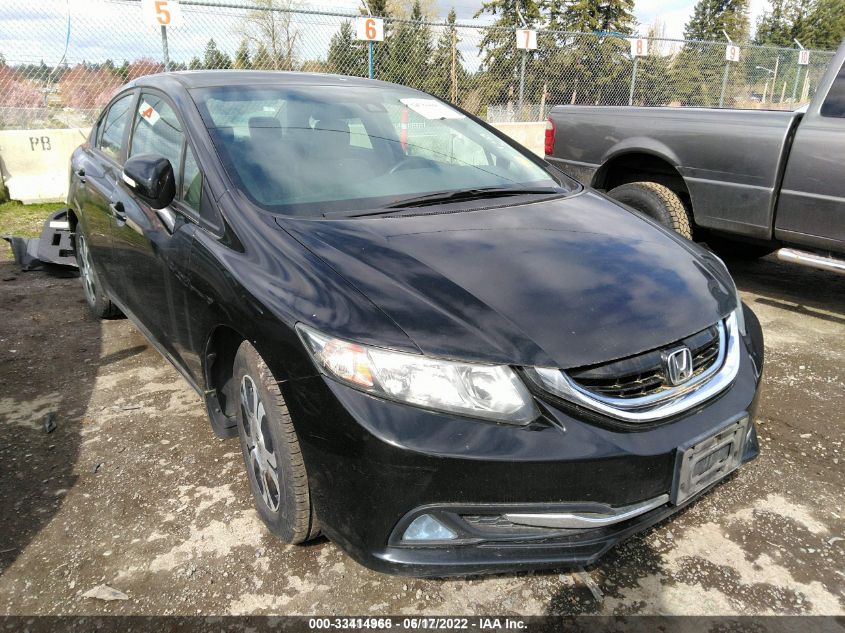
[525,312,742,423]
[503,494,670,529]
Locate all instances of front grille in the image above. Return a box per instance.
[567,325,721,399]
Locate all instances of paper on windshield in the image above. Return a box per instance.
[399,98,465,120]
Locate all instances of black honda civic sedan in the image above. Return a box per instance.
[68,71,763,576]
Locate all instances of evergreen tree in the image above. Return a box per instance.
[800,0,845,49]
[474,0,542,106]
[425,8,467,102]
[233,39,252,69]
[327,21,369,77]
[384,0,432,89]
[672,0,750,107]
[204,39,232,69]
[755,0,810,46]
[253,44,274,70]
[541,0,636,106]
[188,56,203,70]
[683,0,750,41]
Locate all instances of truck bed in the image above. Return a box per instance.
[547,105,801,239]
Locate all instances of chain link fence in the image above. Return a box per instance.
[0,0,838,130]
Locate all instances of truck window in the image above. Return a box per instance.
[821,59,845,118]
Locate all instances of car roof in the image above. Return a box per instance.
[128,70,399,91]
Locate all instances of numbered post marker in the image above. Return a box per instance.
[725,44,741,62]
[630,38,648,57]
[798,49,810,65]
[141,0,183,28]
[356,17,384,42]
[516,29,537,50]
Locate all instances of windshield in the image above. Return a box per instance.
[190,83,573,216]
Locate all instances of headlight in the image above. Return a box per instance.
[708,251,746,337]
[733,286,747,337]
[296,324,538,425]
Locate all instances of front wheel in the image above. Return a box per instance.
[608,182,693,240]
[74,232,121,319]
[233,341,320,544]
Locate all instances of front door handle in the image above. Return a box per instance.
[75,168,86,183]
[109,200,126,221]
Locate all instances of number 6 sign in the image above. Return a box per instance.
[141,0,183,28]
[356,17,385,42]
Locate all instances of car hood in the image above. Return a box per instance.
[276,190,736,368]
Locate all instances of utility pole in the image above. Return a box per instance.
[719,30,732,108]
[451,27,457,103]
[791,39,805,102]
[160,25,170,71]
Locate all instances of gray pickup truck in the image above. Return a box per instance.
[545,39,845,273]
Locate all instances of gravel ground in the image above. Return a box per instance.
[0,255,843,616]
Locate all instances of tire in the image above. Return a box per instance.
[233,341,320,544]
[74,232,121,319]
[607,182,693,240]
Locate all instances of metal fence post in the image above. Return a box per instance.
[719,62,730,107]
[518,52,526,115]
[628,56,639,106]
[791,64,801,101]
[160,25,171,72]
[368,41,374,79]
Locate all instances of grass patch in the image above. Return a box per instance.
[0,200,66,261]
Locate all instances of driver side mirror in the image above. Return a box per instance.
[122,154,176,210]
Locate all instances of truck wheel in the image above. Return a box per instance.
[233,341,320,544]
[608,182,693,240]
[74,233,121,319]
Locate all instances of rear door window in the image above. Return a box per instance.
[98,93,135,161]
[821,59,845,118]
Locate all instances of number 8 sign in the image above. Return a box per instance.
[356,17,385,42]
[141,0,183,28]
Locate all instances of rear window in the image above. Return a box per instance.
[191,84,571,217]
[821,59,845,118]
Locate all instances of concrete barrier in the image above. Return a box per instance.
[491,122,546,157]
[0,122,547,205]
[0,128,88,204]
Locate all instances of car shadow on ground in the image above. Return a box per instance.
[0,261,102,575]
[726,254,845,318]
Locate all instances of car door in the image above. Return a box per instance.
[775,56,845,253]
[75,91,137,293]
[110,90,204,375]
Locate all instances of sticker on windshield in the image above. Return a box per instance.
[138,101,160,126]
[399,98,465,120]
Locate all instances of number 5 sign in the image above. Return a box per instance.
[141,0,183,28]
[516,29,537,50]
[356,17,384,42]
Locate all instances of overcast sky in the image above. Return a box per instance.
[0,0,773,67]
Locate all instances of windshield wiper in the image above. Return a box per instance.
[322,186,563,219]
[384,186,562,209]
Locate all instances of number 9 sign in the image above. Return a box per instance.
[356,17,385,42]
[141,0,183,28]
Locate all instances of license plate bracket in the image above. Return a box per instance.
[671,415,749,505]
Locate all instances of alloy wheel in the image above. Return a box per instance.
[77,235,97,306]
[240,375,281,512]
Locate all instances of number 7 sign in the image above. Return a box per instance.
[516,29,537,50]
[141,0,184,28]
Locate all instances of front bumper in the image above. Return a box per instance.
[282,320,763,577]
